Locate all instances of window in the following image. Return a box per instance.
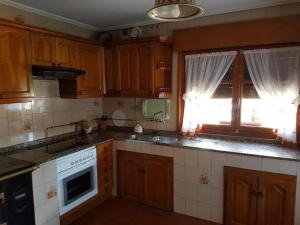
[200,63,234,125]
[180,51,277,138]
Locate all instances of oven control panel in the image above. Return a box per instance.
[56,147,97,173]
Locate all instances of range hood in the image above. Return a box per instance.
[32,65,85,80]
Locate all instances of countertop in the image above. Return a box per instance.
[0,130,299,175]
[0,156,36,178]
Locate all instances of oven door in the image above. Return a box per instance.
[57,158,98,215]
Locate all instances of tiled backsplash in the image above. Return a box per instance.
[0,80,103,148]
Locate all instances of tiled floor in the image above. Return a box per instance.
[71,198,219,225]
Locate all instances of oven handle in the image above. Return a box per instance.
[0,165,39,182]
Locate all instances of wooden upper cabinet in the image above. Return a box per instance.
[224,167,296,225]
[224,167,258,225]
[104,37,173,98]
[142,156,172,210]
[256,174,296,225]
[77,43,102,96]
[136,42,155,96]
[116,44,137,95]
[0,26,32,100]
[104,46,119,95]
[55,37,77,67]
[31,32,55,66]
[117,151,142,202]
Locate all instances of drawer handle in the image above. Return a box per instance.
[249,190,257,197]
[0,192,5,204]
[257,192,264,198]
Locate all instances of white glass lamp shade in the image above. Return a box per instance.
[148,0,204,21]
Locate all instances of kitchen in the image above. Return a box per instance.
[0,1,300,225]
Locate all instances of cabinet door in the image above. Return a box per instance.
[104,46,120,95]
[136,42,155,97]
[224,167,258,225]
[256,174,296,225]
[0,26,32,99]
[31,32,55,66]
[55,37,77,67]
[116,44,137,95]
[142,156,173,210]
[77,43,102,96]
[117,151,142,202]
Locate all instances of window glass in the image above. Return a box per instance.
[202,64,233,125]
[241,62,272,127]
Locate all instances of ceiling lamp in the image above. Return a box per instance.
[148,0,204,22]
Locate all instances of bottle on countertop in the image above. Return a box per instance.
[134,122,143,134]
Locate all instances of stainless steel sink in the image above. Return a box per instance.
[152,136,179,144]
[128,134,179,145]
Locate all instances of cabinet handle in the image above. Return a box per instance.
[249,190,257,197]
[257,191,264,198]
[0,192,5,204]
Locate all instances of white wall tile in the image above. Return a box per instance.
[151,144,162,155]
[198,151,212,169]
[211,205,223,224]
[211,171,224,189]
[279,160,298,175]
[185,166,198,184]
[137,143,150,154]
[212,152,226,171]
[225,154,242,168]
[242,156,262,170]
[186,183,198,200]
[161,146,174,157]
[174,148,185,165]
[198,202,211,221]
[198,168,212,186]
[211,188,223,206]
[198,185,211,204]
[186,200,198,218]
[32,166,45,187]
[262,158,280,173]
[44,160,57,183]
[174,164,185,181]
[0,105,7,118]
[34,204,47,225]
[174,180,186,198]
[0,118,9,136]
[174,196,186,214]
[185,149,198,167]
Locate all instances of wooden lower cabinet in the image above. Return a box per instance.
[117,150,173,211]
[224,167,296,225]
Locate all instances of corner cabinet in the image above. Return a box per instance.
[104,37,173,98]
[117,150,173,211]
[0,26,32,103]
[224,167,296,225]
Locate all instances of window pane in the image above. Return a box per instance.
[203,64,233,125]
[241,62,271,127]
[201,98,232,125]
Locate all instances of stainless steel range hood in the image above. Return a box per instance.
[32,65,85,80]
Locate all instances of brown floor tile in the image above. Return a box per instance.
[71,198,220,225]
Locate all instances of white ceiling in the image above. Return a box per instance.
[2,0,299,31]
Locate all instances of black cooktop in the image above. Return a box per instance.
[41,138,88,154]
[0,156,36,178]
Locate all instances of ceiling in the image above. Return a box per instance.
[3,0,299,31]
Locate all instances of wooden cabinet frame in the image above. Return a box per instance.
[117,150,173,211]
[224,166,297,225]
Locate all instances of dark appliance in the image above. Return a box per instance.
[32,64,85,80]
[0,172,35,225]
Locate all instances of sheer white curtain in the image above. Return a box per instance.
[182,51,237,133]
[244,47,300,143]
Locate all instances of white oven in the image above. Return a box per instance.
[56,146,98,215]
